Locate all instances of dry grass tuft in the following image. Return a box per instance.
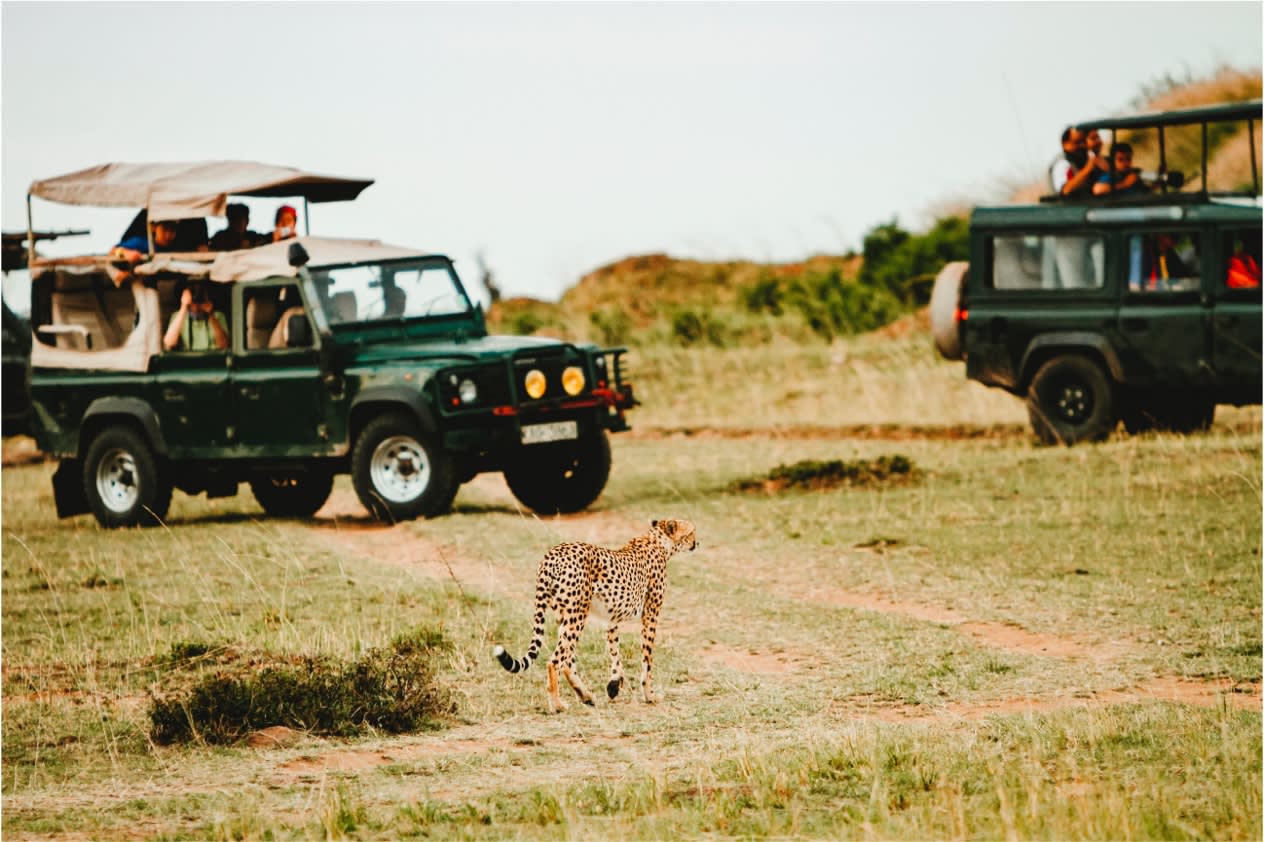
[148,630,454,745]
[731,454,916,493]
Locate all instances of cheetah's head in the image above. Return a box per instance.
[651,518,698,552]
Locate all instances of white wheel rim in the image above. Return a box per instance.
[370,435,430,504]
[96,448,140,513]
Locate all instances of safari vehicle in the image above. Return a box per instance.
[931,100,1262,445]
[23,162,635,528]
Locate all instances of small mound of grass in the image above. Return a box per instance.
[732,454,916,493]
[148,630,453,745]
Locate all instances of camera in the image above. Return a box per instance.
[189,285,210,320]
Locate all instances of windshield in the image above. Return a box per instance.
[312,258,472,327]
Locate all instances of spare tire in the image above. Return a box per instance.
[930,261,968,361]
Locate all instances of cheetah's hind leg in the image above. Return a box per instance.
[606,624,625,699]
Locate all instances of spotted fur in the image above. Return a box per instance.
[494,518,698,713]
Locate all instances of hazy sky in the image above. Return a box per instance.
[2,2,1260,302]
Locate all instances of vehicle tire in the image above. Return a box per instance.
[1119,393,1158,435]
[930,261,969,361]
[249,471,334,518]
[351,412,456,522]
[1120,392,1214,436]
[1152,393,1215,434]
[82,425,172,528]
[504,432,612,515]
[1026,355,1117,446]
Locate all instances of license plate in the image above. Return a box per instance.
[521,420,578,445]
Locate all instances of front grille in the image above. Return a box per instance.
[513,351,583,403]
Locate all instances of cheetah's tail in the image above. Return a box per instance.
[494,584,548,673]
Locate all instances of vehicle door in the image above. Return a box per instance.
[1112,228,1210,387]
[967,229,1111,388]
[149,282,233,458]
[1210,226,1262,392]
[231,282,333,457]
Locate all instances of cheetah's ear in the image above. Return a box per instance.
[656,519,676,537]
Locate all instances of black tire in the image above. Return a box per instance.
[504,432,612,515]
[1026,356,1117,446]
[1120,391,1215,436]
[82,425,171,528]
[351,412,456,522]
[249,471,334,518]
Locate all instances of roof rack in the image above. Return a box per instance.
[1043,99,1262,203]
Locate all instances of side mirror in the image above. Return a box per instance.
[287,243,309,268]
[286,314,312,347]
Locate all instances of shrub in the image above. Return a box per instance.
[739,273,784,316]
[858,216,970,306]
[148,630,453,745]
[590,308,633,345]
[731,455,916,493]
[670,308,728,347]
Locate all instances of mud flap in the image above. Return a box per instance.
[52,459,89,518]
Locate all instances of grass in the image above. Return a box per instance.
[2,326,1261,838]
[4,425,1259,838]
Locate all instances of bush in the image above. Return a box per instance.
[732,455,916,492]
[739,273,784,316]
[590,308,633,345]
[148,630,453,745]
[670,308,728,347]
[858,216,969,306]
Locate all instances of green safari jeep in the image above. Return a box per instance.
[931,100,1262,444]
[23,163,635,527]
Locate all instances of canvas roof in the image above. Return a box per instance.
[132,236,432,283]
[28,161,373,221]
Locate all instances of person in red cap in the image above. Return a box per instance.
[271,204,299,242]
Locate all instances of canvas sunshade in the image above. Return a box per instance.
[29,161,374,221]
[132,237,432,283]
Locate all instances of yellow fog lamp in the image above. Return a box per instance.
[524,369,547,399]
[561,366,586,396]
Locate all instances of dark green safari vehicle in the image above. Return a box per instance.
[931,100,1262,444]
[23,162,635,528]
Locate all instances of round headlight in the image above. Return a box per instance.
[458,378,478,404]
[561,366,585,396]
[524,369,546,399]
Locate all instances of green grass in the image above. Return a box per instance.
[2,355,1260,837]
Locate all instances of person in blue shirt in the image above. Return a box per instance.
[1092,143,1148,197]
[112,220,180,262]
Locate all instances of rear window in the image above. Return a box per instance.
[990,234,1104,290]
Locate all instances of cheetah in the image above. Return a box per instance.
[494,518,698,713]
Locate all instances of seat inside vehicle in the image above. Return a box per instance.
[245,294,279,349]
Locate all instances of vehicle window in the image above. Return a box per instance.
[1125,231,1201,293]
[1223,228,1262,292]
[990,234,1104,290]
[319,260,471,326]
[243,284,309,350]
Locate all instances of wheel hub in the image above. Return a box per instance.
[96,448,140,513]
[1055,382,1091,422]
[370,435,431,503]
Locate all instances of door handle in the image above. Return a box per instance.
[1121,318,1148,331]
[240,384,261,400]
[161,388,185,402]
